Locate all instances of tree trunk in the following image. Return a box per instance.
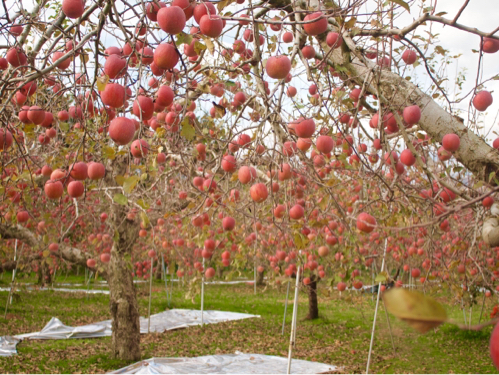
[37,260,51,286]
[155,263,162,280]
[106,156,141,361]
[256,269,265,286]
[108,249,140,361]
[216,265,223,279]
[305,274,319,320]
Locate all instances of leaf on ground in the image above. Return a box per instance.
[383,288,447,333]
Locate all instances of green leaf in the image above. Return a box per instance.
[23,123,36,135]
[113,193,128,205]
[390,0,410,12]
[59,122,70,132]
[103,146,116,160]
[137,199,150,210]
[293,232,307,250]
[175,32,193,46]
[375,271,388,283]
[180,118,195,141]
[319,195,329,210]
[473,181,484,189]
[140,211,150,228]
[194,41,206,55]
[344,17,356,30]
[123,176,140,194]
[383,288,447,333]
[217,0,234,12]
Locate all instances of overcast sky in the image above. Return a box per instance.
[392,0,499,142]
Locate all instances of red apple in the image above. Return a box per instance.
[266,55,291,79]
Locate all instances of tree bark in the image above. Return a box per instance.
[155,263,162,280]
[482,203,499,246]
[216,265,223,279]
[108,244,141,361]
[36,260,51,286]
[106,156,141,361]
[256,269,265,286]
[305,274,319,320]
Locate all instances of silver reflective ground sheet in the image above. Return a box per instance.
[0,336,20,357]
[1,310,259,356]
[141,310,259,333]
[0,286,110,294]
[110,352,337,374]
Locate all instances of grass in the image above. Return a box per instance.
[0,272,496,373]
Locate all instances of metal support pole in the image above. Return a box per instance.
[287,266,301,375]
[371,262,374,302]
[366,239,387,375]
[201,258,205,327]
[161,255,164,281]
[162,254,170,308]
[254,260,257,295]
[462,298,467,324]
[169,267,173,306]
[4,240,18,317]
[9,240,18,304]
[383,299,396,355]
[479,292,486,324]
[148,257,154,333]
[86,271,94,299]
[282,281,291,335]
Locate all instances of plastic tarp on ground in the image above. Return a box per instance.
[205,280,253,285]
[141,310,259,333]
[110,352,337,374]
[1,310,259,356]
[0,336,20,357]
[0,286,110,294]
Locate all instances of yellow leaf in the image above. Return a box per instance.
[383,288,447,333]
[103,146,116,160]
[344,17,356,30]
[97,74,109,92]
[140,211,150,228]
[201,37,215,55]
[115,175,125,186]
[123,176,140,194]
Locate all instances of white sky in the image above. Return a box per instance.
[391,0,499,142]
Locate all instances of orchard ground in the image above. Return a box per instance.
[0,273,496,374]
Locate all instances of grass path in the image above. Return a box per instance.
[0,274,496,373]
